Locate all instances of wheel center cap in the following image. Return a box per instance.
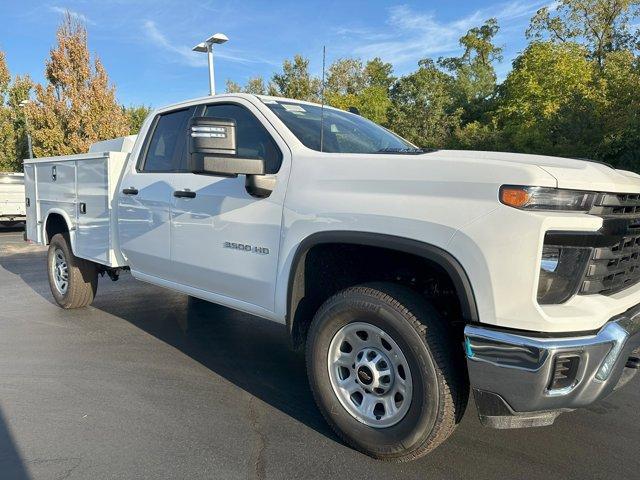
[357,366,373,385]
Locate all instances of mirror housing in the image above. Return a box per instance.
[188,116,265,176]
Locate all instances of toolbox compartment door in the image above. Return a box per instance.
[75,157,110,265]
[23,165,38,242]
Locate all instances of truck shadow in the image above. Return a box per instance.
[95,279,339,443]
[0,247,337,444]
[0,408,30,480]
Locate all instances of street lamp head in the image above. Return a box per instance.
[192,33,229,52]
[207,33,228,44]
[192,42,208,53]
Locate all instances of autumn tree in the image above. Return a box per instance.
[25,12,129,157]
[0,51,14,170]
[0,51,33,171]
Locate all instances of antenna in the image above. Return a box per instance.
[320,45,326,153]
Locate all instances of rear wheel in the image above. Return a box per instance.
[306,283,467,461]
[47,233,98,308]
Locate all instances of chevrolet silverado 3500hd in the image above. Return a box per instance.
[24,94,640,461]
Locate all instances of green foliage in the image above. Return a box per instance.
[325,57,394,125]
[597,50,640,168]
[527,0,640,67]
[496,41,601,157]
[124,105,152,134]
[387,59,460,148]
[225,76,267,95]
[269,54,321,102]
[438,18,502,124]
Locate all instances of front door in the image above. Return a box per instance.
[169,100,290,313]
[118,106,195,279]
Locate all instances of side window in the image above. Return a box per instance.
[203,104,282,174]
[142,108,194,172]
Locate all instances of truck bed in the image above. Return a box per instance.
[24,151,129,268]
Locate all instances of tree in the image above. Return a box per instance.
[439,18,502,125]
[495,41,602,158]
[364,57,395,90]
[324,57,394,125]
[225,79,242,93]
[124,105,152,134]
[0,51,33,171]
[24,12,129,157]
[597,50,640,168]
[387,59,460,148]
[225,76,267,95]
[527,0,640,67]
[269,55,321,102]
[0,51,14,170]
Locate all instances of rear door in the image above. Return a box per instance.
[117,106,195,279]
[169,99,291,312]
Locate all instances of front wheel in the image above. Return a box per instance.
[47,233,98,309]
[306,283,467,462]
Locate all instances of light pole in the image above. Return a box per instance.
[192,33,229,96]
[18,100,33,159]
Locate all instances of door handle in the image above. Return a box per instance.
[122,187,139,195]
[173,190,196,198]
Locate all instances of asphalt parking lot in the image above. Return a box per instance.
[1,225,639,479]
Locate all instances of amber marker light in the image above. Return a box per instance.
[500,186,531,208]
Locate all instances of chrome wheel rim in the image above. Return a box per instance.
[327,322,413,428]
[51,247,69,295]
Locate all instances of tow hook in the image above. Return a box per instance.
[626,357,640,369]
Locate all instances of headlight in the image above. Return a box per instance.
[500,186,596,212]
[537,245,592,304]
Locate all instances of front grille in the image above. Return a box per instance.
[581,193,640,295]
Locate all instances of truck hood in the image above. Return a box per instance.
[428,150,640,193]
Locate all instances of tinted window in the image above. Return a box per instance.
[203,104,282,174]
[143,108,194,172]
[264,101,414,154]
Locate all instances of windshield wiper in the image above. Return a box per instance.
[375,147,433,155]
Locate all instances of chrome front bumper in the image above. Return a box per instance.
[464,304,640,429]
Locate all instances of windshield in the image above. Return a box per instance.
[263,100,418,154]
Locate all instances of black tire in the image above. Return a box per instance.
[47,233,98,309]
[306,283,467,462]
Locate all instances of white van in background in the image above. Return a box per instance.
[0,172,25,226]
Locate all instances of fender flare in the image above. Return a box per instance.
[43,208,75,244]
[286,231,479,340]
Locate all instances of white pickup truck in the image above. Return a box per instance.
[24,93,640,461]
[0,172,26,226]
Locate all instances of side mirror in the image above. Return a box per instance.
[188,117,265,176]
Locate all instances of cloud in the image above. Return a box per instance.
[334,0,550,68]
[49,6,94,25]
[142,20,277,68]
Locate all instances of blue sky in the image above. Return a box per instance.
[0,0,550,108]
